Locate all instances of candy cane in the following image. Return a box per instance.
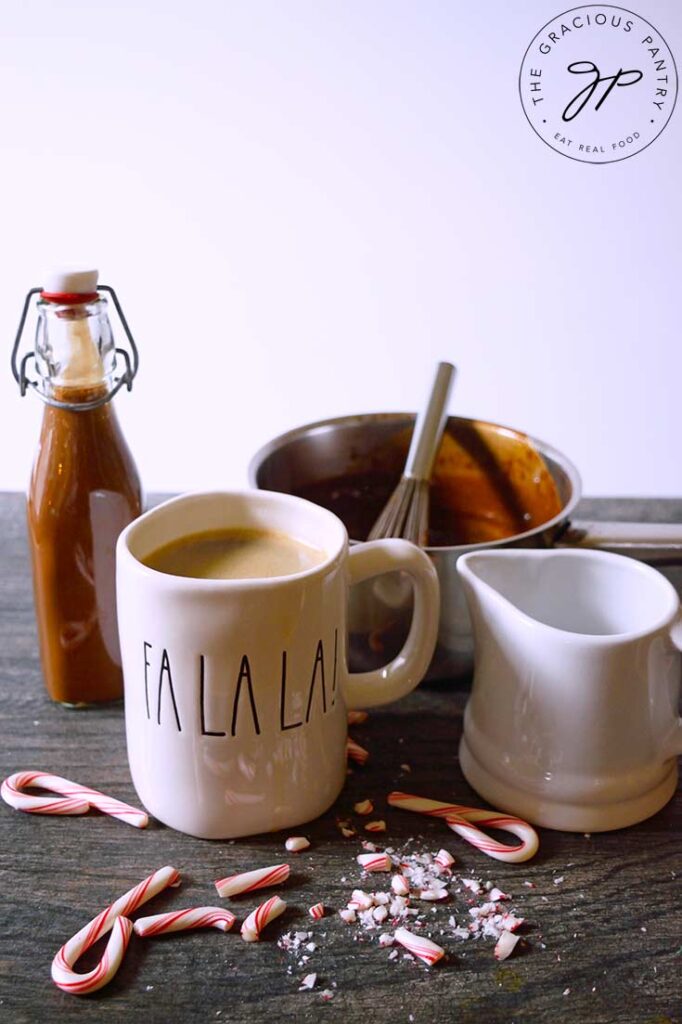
[354,799,374,815]
[346,738,369,765]
[356,852,391,872]
[434,849,455,869]
[241,896,286,942]
[285,837,310,852]
[134,907,235,937]
[2,771,148,829]
[51,865,180,995]
[393,927,445,966]
[215,864,290,898]
[387,792,539,863]
[494,930,520,961]
[391,874,410,896]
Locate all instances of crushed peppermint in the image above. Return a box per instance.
[333,840,530,965]
[354,799,374,815]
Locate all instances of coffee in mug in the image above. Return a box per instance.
[142,527,325,580]
[117,490,440,839]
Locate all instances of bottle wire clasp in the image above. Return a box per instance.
[11,284,140,410]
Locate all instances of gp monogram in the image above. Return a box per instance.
[519,5,678,163]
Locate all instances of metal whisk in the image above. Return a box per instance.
[368,361,455,545]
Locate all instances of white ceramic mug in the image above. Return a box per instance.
[116,490,440,838]
[457,548,682,832]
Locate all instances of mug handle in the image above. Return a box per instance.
[665,612,682,756]
[343,539,440,709]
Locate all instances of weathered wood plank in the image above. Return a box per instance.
[1,493,681,1024]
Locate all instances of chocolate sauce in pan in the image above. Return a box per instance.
[297,425,563,547]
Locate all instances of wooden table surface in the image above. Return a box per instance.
[1,493,681,1024]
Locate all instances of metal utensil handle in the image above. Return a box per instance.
[559,519,682,567]
[404,361,456,480]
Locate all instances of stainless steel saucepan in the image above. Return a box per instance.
[249,413,682,681]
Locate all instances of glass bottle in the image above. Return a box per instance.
[19,269,142,706]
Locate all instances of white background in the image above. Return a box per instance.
[1,0,680,496]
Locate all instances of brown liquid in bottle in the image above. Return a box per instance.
[28,387,142,705]
[26,291,142,705]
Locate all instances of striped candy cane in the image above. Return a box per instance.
[387,792,539,863]
[51,866,180,995]
[394,927,445,966]
[241,896,286,941]
[215,864,290,899]
[346,738,369,765]
[2,771,148,828]
[134,907,235,937]
[356,852,392,872]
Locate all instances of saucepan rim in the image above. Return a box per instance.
[248,412,583,555]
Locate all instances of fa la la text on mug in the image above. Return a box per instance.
[141,632,340,736]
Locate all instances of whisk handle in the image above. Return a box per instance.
[404,361,455,480]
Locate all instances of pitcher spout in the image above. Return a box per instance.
[456,549,553,633]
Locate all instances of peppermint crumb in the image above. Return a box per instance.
[553,876,564,885]
[563,989,570,996]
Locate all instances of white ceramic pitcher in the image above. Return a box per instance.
[457,548,682,832]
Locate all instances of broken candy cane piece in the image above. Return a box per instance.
[215,864,290,898]
[2,770,148,828]
[434,849,455,869]
[347,738,369,765]
[494,930,521,961]
[364,820,386,833]
[418,888,449,902]
[285,836,310,853]
[357,852,391,872]
[241,896,287,942]
[461,878,483,894]
[354,799,374,815]
[133,907,235,937]
[299,972,317,991]
[394,927,445,966]
[51,865,180,995]
[391,874,410,896]
[347,710,368,725]
[488,887,510,902]
[349,889,374,910]
[308,903,325,920]
[338,908,356,923]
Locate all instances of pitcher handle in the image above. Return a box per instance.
[343,540,440,709]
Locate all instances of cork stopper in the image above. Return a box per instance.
[42,268,99,296]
